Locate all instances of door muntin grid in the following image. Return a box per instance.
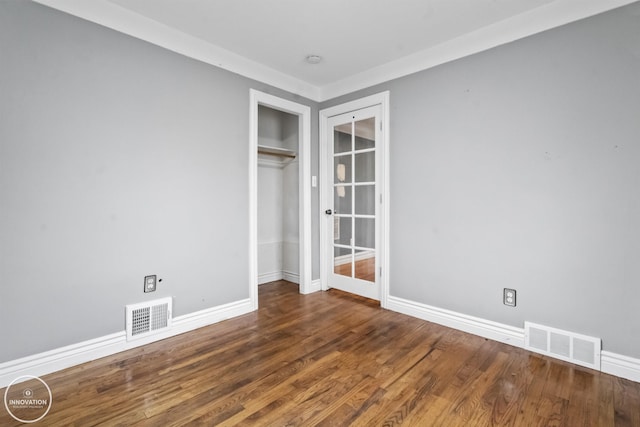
[333,117,376,282]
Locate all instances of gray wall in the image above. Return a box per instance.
[321,2,640,358]
[0,1,319,362]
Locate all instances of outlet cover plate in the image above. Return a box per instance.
[503,288,516,307]
[144,275,157,293]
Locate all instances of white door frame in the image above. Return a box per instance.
[249,89,313,310]
[319,91,390,308]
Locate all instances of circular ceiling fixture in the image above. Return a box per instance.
[305,55,322,64]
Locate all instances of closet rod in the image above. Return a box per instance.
[257,145,297,158]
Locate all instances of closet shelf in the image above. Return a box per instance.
[257,145,297,159]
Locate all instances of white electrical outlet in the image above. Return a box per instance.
[144,275,157,293]
[503,288,516,307]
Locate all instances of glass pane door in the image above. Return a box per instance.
[332,116,376,284]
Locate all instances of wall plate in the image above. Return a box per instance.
[144,275,157,293]
[503,288,516,307]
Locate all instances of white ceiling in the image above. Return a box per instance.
[35,0,637,101]
[106,0,557,86]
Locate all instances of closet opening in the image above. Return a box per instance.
[257,105,300,286]
[249,89,313,310]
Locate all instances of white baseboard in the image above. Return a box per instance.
[385,295,526,349]
[387,295,640,384]
[282,270,300,284]
[4,292,637,388]
[601,351,640,383]
[258,271,283,284]
[258,270,300,285]
[0,298,253,388]
[0,332,128,389]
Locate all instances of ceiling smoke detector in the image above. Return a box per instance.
[305,55,322,64]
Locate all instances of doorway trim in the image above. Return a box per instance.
[249,89,313,310]
[319,91,390,308]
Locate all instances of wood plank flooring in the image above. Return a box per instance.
[1,281,639,426]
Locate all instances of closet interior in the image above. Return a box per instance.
[257,105,299,285]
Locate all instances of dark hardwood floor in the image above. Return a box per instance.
[1,281,639,426]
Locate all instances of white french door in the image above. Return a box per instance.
[325,105,382,300]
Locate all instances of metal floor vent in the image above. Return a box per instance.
[126,297,172,341]
[524,321,601,370]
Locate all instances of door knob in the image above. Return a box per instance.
[325,209,332,215]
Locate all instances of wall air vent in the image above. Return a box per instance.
[524,321,601,370]
[125,297,172,341]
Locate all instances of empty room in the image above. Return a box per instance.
[1,0,639,425]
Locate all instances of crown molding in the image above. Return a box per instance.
[319,0,639,101]
[33,0,321,101]
[34,0,637,103]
